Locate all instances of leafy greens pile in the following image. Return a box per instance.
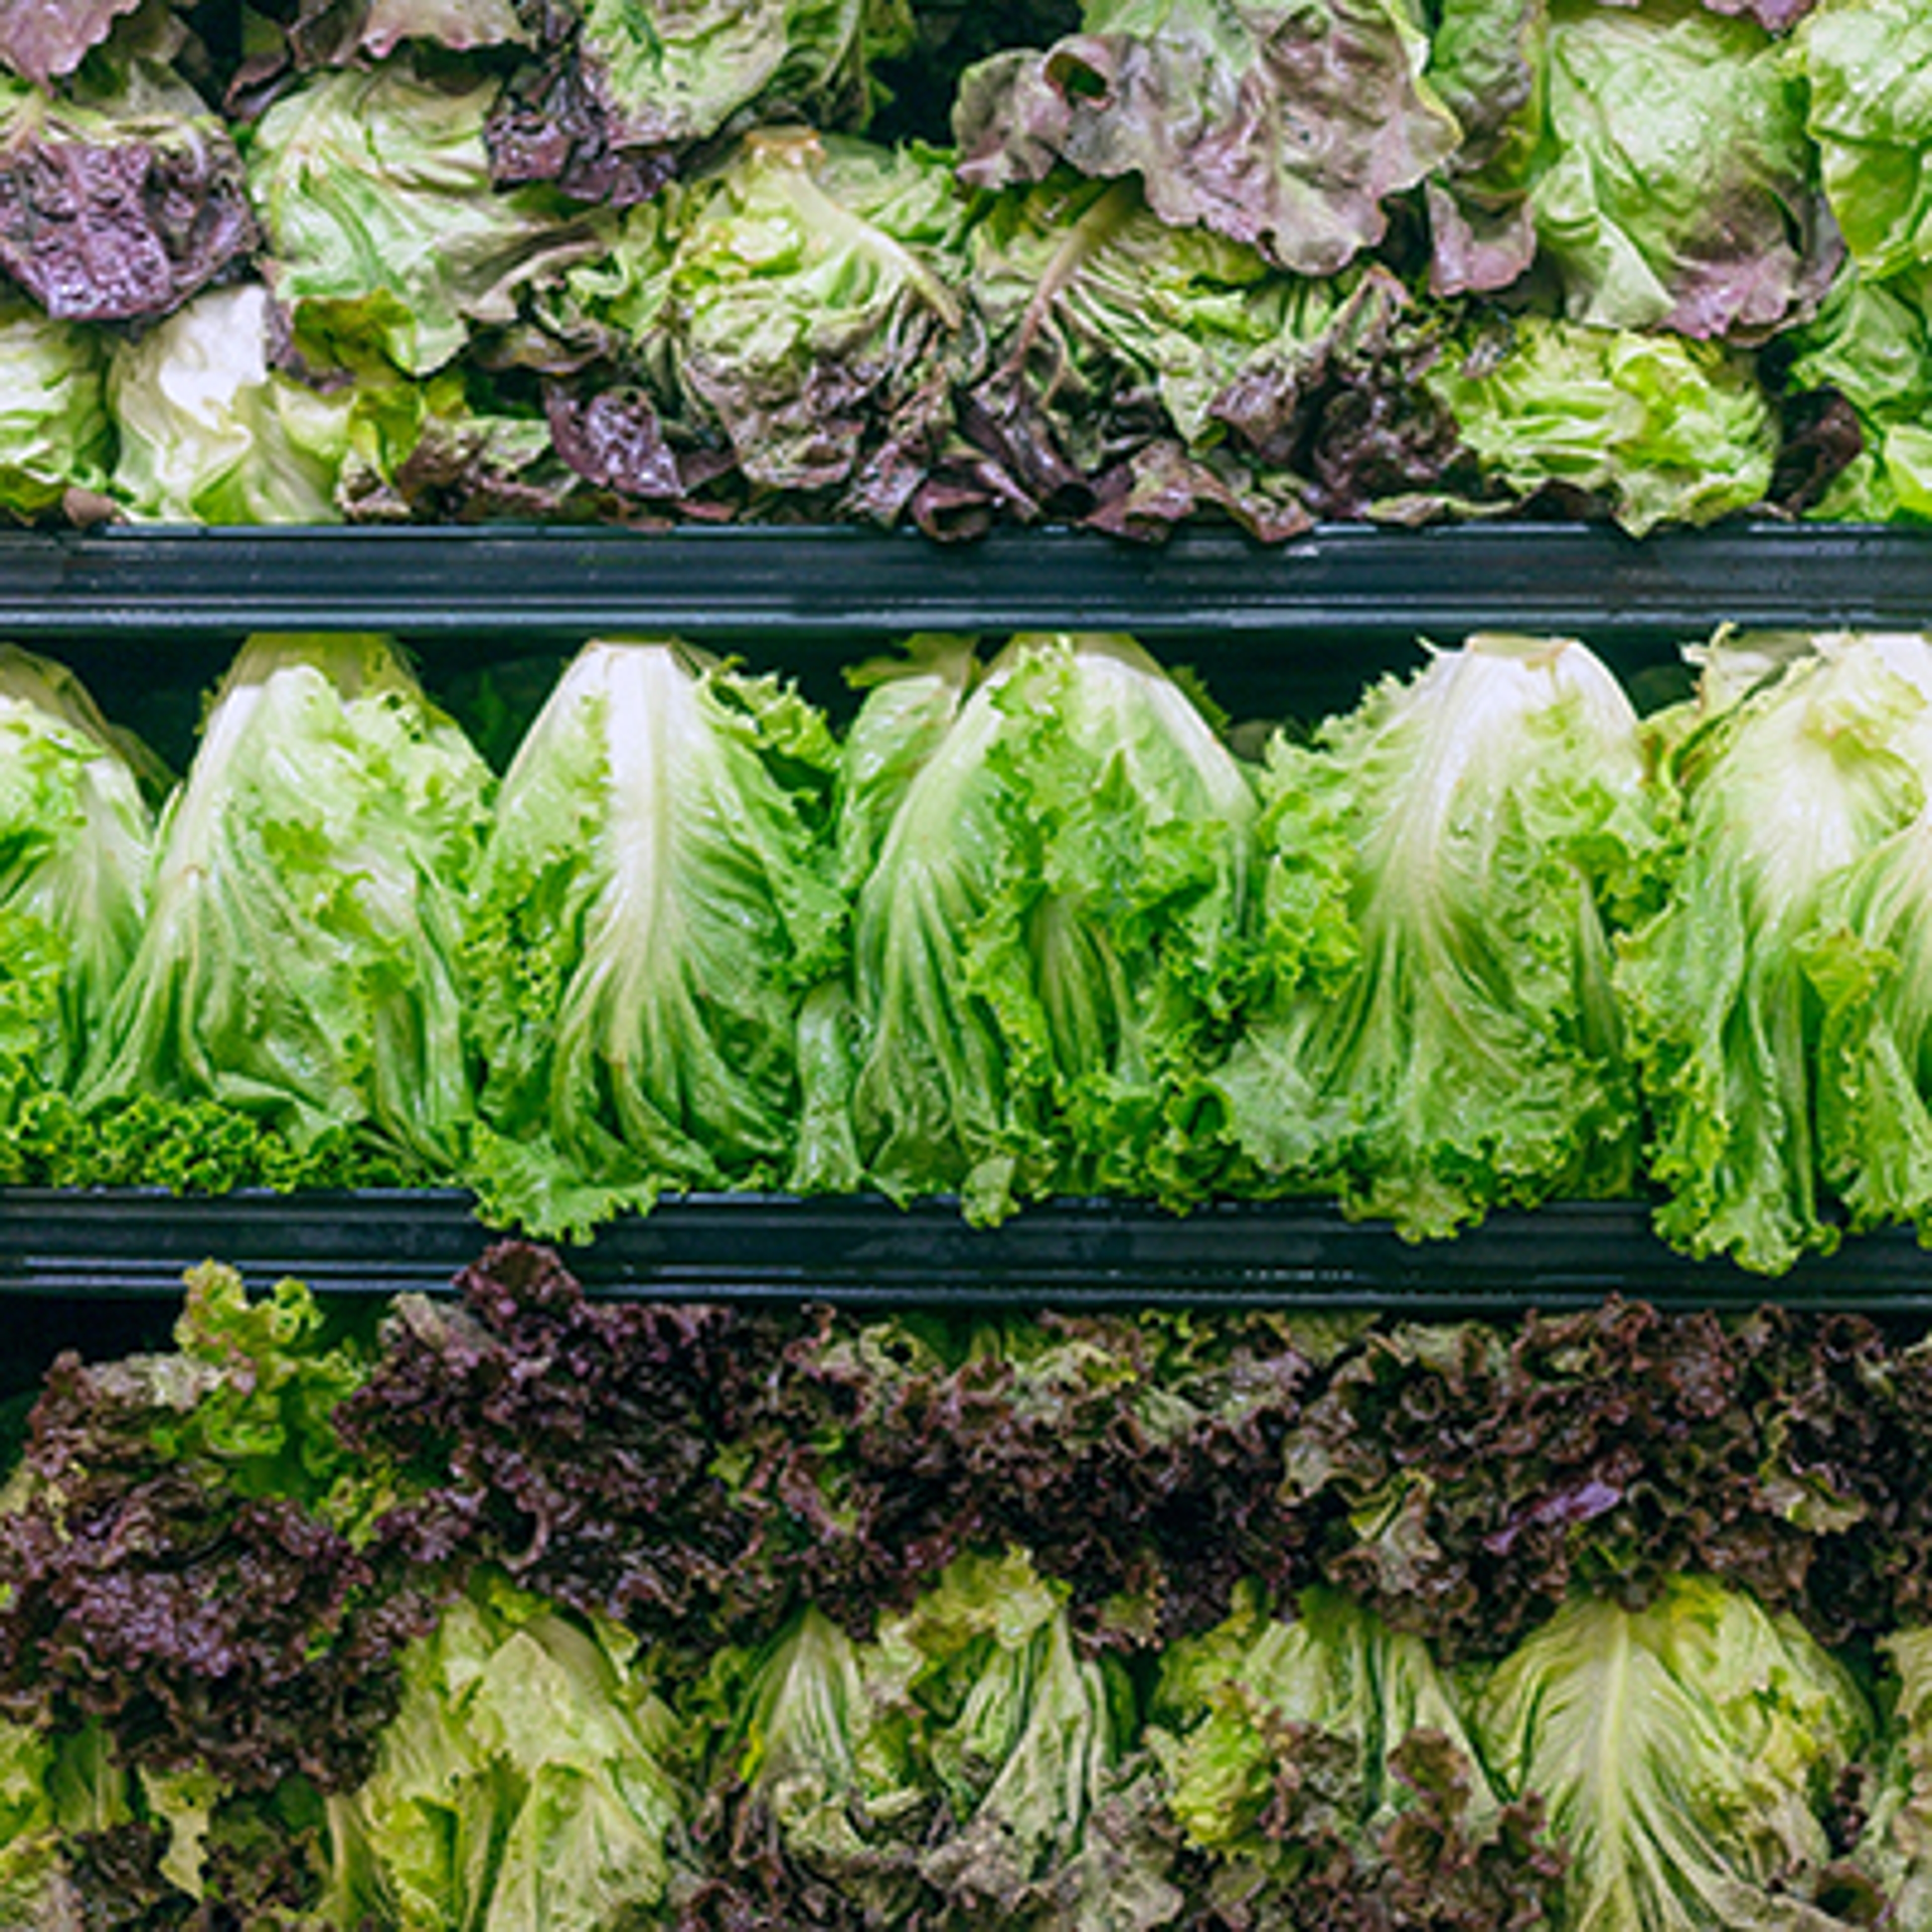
[0,0,1913,538]
[14,1244,1932,1923]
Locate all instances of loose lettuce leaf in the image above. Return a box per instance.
[1856,1627,1932,1921]
[259,0,530,68]
[1420,314,1780,534]
[464,640,846,1238]
[319,1573,690,1932]
[487,0,917,204]
[0,648,152,1148]
[846,631,1256,1222]
[1796,0,1932,281]
[954,0,1460,278]
[1620,630,1932,1271]
[0,0,145,84]
[109,283,355,524]
[0,296,112,520]
[1476,1578,1872,1931]
[250,60,604,377]
[72,633,492,1187]
[1212,632,1655,1239]
[0,69,255,322]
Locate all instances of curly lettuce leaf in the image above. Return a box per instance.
[73,633,491,1186]
[487,0,916,203]
[1476,1578,1872,1932]
[465,640,846,1238]
[1421,314,1779,534]
[1621,630,1932,1273]
[0,68,255,323]
[847,630,1256,1221]
[954,0,1460,277]
[250,61,605,377]
[1212,632,1655,1239]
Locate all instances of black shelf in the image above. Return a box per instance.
[0,521,1920,648]
[0,1189,1924,1318]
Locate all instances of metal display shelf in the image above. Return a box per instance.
[0,519,1923,649]
[0,1189,1924,1318]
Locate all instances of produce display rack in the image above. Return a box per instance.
[6,517,1930,1354]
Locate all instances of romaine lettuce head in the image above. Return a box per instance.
[557,128,971,515]
[249,60,606,377]
[109,283,355,524]
[486,0,917,204]
[1211,631,1655,1239]
[700,1551,1174,1924]
[954,0,1460,278]
[319,1573,690,1932]
[1421,313,1779,534]
[1476,1577,1871,1931]
[1146,1583,1562,1923]
[1620,629,1932,1272]
[0,647,153,1138]
[958,176,1463,536]
[73,632,492,1188]
[0,295,111,520]
[845,631,1256,1222]
[0,67,255,322]
[464,639,846,1239]
[1796,0,1932,281]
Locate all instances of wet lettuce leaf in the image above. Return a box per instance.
[70,632,491,1190]
[1420,313,1780,533]
[0,65,255,323]
[487,0,917,205]
[844,631,1256,1222]
[1212,631,1655,1239]
[553,128,972,520]
[1620,629,1932,1272]
[249,59,605,377]
[1476,1577,1873,1931]
[954,0,1460,278]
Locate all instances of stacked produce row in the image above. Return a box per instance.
[3,0,1931,538]
[13,618,1932,1277]
[7,1243,1932,1927]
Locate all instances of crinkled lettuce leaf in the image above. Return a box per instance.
[0,0,146,84]
[0,296,112,521]
[846,630,1256,1222]
[1421,313,1779,534]
[556,129,971,517]
[0,68,255,323]
[1620,629,1932,1272]
[958,175,1463,537]
[954,0,1460,278]
[1428,0,1830,336]
[1796,0,1932,282]
[464,639,847,1238]
[71,633,491,1189]
[109,283,355,524]
[1212,631,1655,1239]
[250,60,605,377]
[319,1573,690,1932]
[1476,1577,1872,1932]
[487,0,916,204]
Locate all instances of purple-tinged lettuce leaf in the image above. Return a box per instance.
[954,0,1460,278]
[487,0,917,205]
[0,0,145,85]
[0,70,255,322]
